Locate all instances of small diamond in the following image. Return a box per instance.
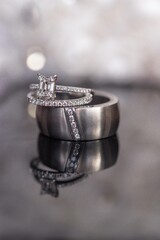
[69,115,74,122]
[54,101,58,107]
[71,122,76,128]
[70,87,74,92]
[38,74,44,81]
[73,128,78,134]
[75,144,80,149]
[75,134,80,139]
[62,101,67,106]
[71,156,76,162]
[67,102,70,106]
[44,171,49,178]
[73,149,78,156]
[69,162,74,167]
[49,173,54,178]
[58,101,63,107]
[68,109,73,115]
[70,101,74,106]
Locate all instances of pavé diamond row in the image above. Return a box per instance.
[64,108,82,141]
[30,83,92,94]
[27,91,92,107]
[31,159,79,181]
[65,142,81,173]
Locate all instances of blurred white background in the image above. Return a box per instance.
[1,0,160,92]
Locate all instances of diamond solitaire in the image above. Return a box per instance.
[27,74,93,107]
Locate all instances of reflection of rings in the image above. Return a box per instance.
[38,134,118,174]
[27,74,93,107]
[30,134,118,197]
[30,158,85,182]
[31,158,86,197]
[36,90,119,141]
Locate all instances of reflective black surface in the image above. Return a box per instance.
[30,134,118,198]
[1,85,160,239]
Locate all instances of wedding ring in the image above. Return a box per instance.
[38,134,118,173]
[36,90,119,141]
[30,134,118,197]
[31,158,86,197]
[31,134,118,179]
[27,74,93,107]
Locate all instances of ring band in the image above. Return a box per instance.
[36,90,119,141]
[38,134,118,173]
[31,134,118,178]
[30,134,118,197]
[28,74,93,107]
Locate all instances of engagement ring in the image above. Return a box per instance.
[27,74,93,107]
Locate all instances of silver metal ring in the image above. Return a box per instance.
[30,134,118,197]
[27,74,93,107]
[31,157,86,197]
[36,90,119,141]
[38,134,118,173]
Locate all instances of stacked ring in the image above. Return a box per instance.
[27,74,119,141]
[30,134,118,197]
[28,74,93,107]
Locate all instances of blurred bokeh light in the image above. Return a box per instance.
[26,51,46,71]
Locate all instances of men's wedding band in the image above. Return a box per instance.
[38,134,118,174]
[36,90,119,141]
[30,134,118,181]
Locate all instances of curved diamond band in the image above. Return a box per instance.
[30,158,86,197]
[27,74,93,107]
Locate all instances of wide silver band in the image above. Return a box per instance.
[38,134,118,174]
[36,90,119,141]
[30,134,118,196]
